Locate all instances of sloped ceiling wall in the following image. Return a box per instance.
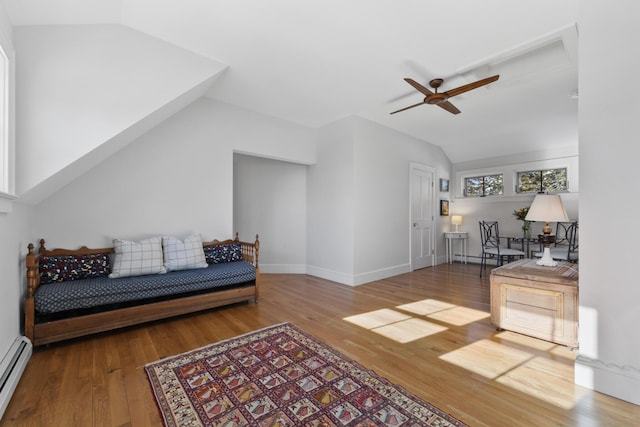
[15,24,227,203]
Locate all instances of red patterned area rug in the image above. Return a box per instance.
[145,322,468,426]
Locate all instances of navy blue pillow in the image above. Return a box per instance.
[40,253,110,284]
[203,243,243,264]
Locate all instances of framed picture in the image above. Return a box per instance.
[440,178,449,192]
[440,199,449,216]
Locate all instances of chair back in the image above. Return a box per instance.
[554,221,579,260]
[479,221,501,251]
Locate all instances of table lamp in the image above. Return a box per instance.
[451,215,463,232]
[525,194,569,266]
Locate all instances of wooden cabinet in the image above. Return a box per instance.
[490,259,578,348]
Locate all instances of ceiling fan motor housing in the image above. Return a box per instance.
[426,94,448,104]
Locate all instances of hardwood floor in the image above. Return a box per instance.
[3,263,640,426]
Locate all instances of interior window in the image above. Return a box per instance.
[517,168,567,193]
[464,174,503,197]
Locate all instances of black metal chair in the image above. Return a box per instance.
[533,220,579,263]
[479,221,526,277]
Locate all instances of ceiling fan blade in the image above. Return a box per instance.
[437,100,461,115]
[404,78,434,97]
[444,74,499,98]
[390,101,426,115]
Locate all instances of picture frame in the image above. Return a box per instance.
[440,199,449,216]
[440,178,449,192]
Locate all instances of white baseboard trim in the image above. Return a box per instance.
[0,336,32,420]
[305,265,357,286]
[352,264,410,286]
[304,263,410,287]
[259,264,306,274]
[575,355,640,406]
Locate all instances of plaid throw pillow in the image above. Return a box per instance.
[109,236,167,278]
[162,235,208,272]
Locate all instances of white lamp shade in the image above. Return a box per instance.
[525,194,569,222]
[451,215,463,226]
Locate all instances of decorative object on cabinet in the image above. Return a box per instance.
[525,194,569,267]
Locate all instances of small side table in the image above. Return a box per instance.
[444,231,468,264]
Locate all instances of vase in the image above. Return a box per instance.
[522,221,531,238]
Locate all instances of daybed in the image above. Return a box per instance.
[25,233,259,346]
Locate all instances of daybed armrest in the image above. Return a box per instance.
[236,233,260,268]
[26,242,40,298]
[24,243,40,342]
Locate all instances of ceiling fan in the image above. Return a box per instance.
[390,74,499,115]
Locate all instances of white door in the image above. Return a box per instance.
[410,164,435,270]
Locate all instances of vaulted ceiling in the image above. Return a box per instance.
[3,0,579,164]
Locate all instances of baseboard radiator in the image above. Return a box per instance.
[0,336,32,420]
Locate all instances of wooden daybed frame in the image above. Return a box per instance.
[25,234,259,346]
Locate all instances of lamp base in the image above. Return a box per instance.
[536,247,558,267]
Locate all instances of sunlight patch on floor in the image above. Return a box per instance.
[493,330,558,351]
[427,306,490,326]
[440,338,584,410]
[496,356,589,409]
[396,299,456,316]
[396,299,489,326]
[372,318,448,343]
[343,298,583,411]
[343,299,487,343]
[343,308,411,329]
[439,339,533,379]
[494,331,576,360]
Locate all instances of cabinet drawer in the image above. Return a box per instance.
[447,233,466,239]
[505,285,561,311]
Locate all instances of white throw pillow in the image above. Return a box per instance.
[109,236,167,278]
[162,234,208,272]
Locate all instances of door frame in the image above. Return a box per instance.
[409,162,436,271]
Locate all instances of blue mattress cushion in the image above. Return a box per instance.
[35,260,256,314]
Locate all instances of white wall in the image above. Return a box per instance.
[33,98,316,248]
[233,154,307,273]
[575,1,640,405]
[353,117,451,280]
[307,117,356,284]
[307,116,452,285]
[0,203,35,366]
[14,24,225,197]
[0,4,33,377]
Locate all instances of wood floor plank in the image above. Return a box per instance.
[3,264,640,426]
